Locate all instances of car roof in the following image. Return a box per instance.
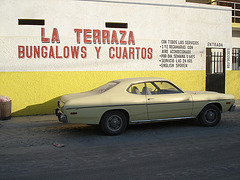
[112,77,168,84]
[102,77,178,94]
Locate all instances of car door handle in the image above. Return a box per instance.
[148,98,154,100]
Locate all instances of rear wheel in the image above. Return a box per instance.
[198,105,221,127]
[100,111,127,136]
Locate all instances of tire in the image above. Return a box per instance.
[100,111,127,136]
[198,105,221,127]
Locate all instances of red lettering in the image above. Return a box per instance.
[109,47,114,59]
[73,29,136,45]
[116,47,121,59]
[102,30,110,44]
[81,46,87,58]
[17,45,152,60]
[128,31,135,45]
[74,29,82,43]
[71,46,79,58]
[41,28,50,43]
[93,30,101,44]
[56,46,62,58]
[84,29,92,44]
[34,46,40,58]
[18,46,25,58]
[26,46,32,58]
[52,28,60,43]
[41,46,47,58]
[141,48,146,59]
[49,46,55,58]
[147,48,153,59]
[136,47,140,59]
[95,46,101,59]
[111,30,119,44]
[122,47,128,59]
[63,46,69,58]
[119,31,127,45]
[129,47,134,59]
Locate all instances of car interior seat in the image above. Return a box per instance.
[131,86,140,94]
[142,87,151,95]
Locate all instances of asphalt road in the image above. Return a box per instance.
[0,108,240,180]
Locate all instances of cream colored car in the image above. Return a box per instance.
[56,77,235,135]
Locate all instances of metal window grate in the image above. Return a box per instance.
[209,50,224,74]
[232,48,240,70]
[215,1,240,23]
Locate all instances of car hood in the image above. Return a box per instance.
[184,91,219,95]
[185,91,235,100]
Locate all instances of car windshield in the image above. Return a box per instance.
[91,81,119,93]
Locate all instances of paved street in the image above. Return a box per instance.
[0,105,240,180]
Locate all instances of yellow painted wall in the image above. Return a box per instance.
[0,71,205,116]
[232,23,240,29]
[226,71,240,99]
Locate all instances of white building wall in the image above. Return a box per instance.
[0,0,232,72]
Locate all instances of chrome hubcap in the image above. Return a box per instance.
[107,115,122,131]
[205,110,217,122]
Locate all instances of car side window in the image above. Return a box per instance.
[127,83,146,95]
[146,81,182,94]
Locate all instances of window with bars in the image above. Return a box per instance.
[215,0,240,23]
[232,48,240,70]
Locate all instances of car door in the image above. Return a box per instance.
[126,82,148,122]
[146,81,193,120]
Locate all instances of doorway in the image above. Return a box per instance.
[206,48,225,93]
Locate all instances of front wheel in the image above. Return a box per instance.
[198,105,221,127]
[100,111,127,136]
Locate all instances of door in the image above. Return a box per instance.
[206,48,225,93]
[146,81,193,120]
[127,82,149,122]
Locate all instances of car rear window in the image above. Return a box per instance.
[92,81,119,93]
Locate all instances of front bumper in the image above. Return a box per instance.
[56,108,68,123]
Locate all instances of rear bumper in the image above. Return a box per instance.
[56,108,68,123]
[228,105,236,112]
